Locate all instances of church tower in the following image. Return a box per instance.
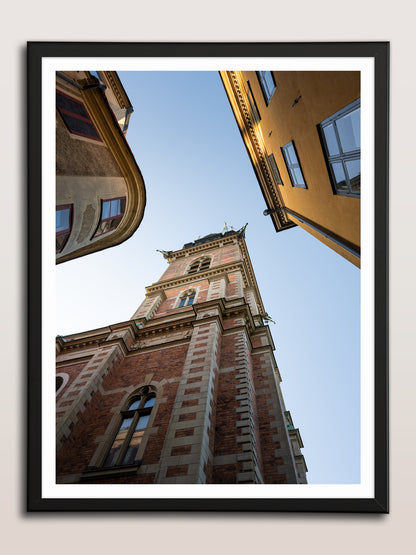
[56,226,307,484]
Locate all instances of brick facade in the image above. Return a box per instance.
[56,228,307,484]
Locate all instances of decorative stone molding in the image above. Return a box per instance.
[220,71,295,232]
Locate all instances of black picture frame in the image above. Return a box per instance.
[27,41,389,512]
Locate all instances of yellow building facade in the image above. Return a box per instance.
[56,71,146,263]
[220,71,360,267]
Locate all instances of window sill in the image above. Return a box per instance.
[81,461,141,480]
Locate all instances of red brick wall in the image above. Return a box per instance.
[56,360,89,402]
[57,344,188,480]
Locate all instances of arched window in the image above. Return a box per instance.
[102,389,156,468]
[56,372,69,396]
[187,257,211,274]
[178,289,196,308]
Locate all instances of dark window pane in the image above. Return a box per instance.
[60,113,101,140]
[268,153,282,184]
[56,376,63,391]
[345,160,361,190]
[323,124,340,156]
[122,426,146,465]
[337,108,360,153]
[187,295,195,306]
[331,162,348,190]
[179,297,186,307]
[56,232,69,253]
[102,417,132,468]
[56,91,90,119]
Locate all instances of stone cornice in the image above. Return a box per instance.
[168,233,238,259]
[146,261,250,293]
[101,71,132,110]
[219,71,295,233]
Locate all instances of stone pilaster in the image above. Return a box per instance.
[131,290,167,320]
[155,308,221,483]
[207,273,229,301]
[233,330,264,484]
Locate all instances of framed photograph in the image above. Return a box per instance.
[27,42,389,512]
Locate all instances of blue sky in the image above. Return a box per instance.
[56,71,360,484]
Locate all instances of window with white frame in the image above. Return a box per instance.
[256,71,277,105]
[281,141,307,188]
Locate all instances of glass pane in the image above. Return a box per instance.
[143,395,155,408]
[136,414,150,430]
[178,297,186,307]
[264,72,275,95]
[345,159,361,191]
[102,417,133,467]
[56,208,70,232]
[284,143,296,165]
[122,430,144,465]
[187,295,195,306]
[337,108,360,153]
[102,201,111,220]
[109,198,121,217]
[128,398,141,410]
[331,162,348,191]
[322,124,339,156]
[293,167,305,186]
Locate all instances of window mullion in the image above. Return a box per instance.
[115,411,138,466]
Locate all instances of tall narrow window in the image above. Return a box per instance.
[187,257,211,274]
[256,71,277,105]
[178,290,196,308]
[281,141,307,188]
[102,391,156,468]
[56,90,102,142]
[93,197,126,237]
[268,153,283,185]
[246,81,261,122]
[56,204,73,253]
[318,99,360,197]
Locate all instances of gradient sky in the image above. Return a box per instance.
[56,71,361,485]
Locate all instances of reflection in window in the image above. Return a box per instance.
[93,197,126,237]
[102,391,155,468]
[319,99,360,197]
[56,204,73,253]
[281,141,307,188]
[178,290,196,308]
[256,71,276,105]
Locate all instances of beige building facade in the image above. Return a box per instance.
[56,71,146,263]
[220,71,361,267]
